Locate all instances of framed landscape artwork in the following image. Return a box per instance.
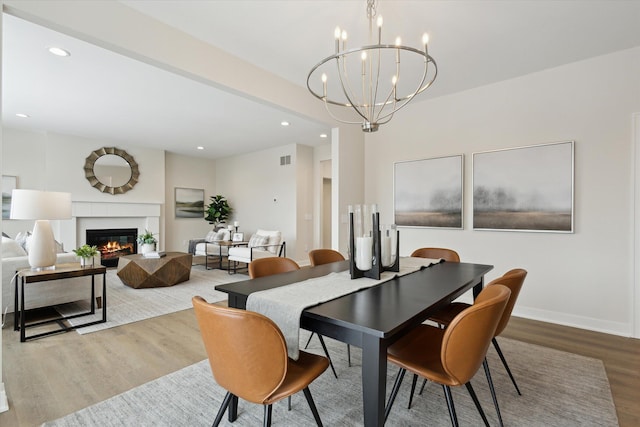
[175,187,205,219]
[394,155,463,228]
[2,175,17,220]
[473,141,574,232]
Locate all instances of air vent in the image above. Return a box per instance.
[280,155,291,166]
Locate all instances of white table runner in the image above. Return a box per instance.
[246,257,441,360]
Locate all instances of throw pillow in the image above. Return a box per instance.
[205,230,217,242]
[2,232,10,238]
[15,231,31,252]
[214,229,229,241]
[248,234,269,248]
[1,236,28,257]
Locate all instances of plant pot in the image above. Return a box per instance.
[80,257,94,268]
[140,243,156,254]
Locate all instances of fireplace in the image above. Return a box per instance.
[86,228,137,267]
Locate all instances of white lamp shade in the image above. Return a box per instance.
[10,189,72,220]
[9,190,71,269]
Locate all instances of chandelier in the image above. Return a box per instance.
[307,0,437,132]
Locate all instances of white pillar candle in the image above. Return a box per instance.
[233,221,239,227]
[356,236,373,270]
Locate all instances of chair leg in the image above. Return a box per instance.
[302,387,324,427]
[288,396,291,411]
[483,358,504,427]
[304,332,315,349]
[212,392,232,427]
[465,382,490,427]
[317,335,338,379]
[347,344,351,367]
[263,404,272,427]
[408,373,418,409]
[384,367,406,422]
[419,378,428,395]
[493,337,522,395]
[442,385,459,427]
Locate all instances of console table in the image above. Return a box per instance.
[15,263,107,342]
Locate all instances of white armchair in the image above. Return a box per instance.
[194,228,232,269]
[227,229,286,274]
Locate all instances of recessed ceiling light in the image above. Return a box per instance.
[281,121,290,126]
[48,47,70,57]
[320,133,328,138]
[16,113,30,118]
[197,146,204,150]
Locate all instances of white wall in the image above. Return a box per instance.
[2,128,165,249]
[164,152,217,252]
[214,144,301,262]
[366,47,640,337]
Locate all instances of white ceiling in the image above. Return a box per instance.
[3,1,640,160]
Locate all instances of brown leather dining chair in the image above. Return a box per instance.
[424,268,528,427]
[384,285,511,426]
[308,249,345,266]
[306,249,352,366]
[192,296,329,427]
[430,268,528,392]
[411,247,460,262]
[249,257,338,380]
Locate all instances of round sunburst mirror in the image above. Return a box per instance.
[84,147,139,194]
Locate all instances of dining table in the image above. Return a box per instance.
[215,259,493,427]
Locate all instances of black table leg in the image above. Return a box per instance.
[473,276,485,299]
[361,334,387,427]
[102,271,107,322]
[20,278,25,342]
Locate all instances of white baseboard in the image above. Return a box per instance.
[0,382,8,413]
[514,306,633,338]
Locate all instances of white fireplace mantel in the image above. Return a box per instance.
[59,201,161,251]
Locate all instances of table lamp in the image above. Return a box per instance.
[10,189,72,270]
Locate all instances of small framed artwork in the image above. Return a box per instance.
[232,232,244,242]
[473,140,574,233]
[2,175,17,220]
[394,155,463,228]
[175,187,205,218]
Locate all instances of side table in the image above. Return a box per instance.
[15,263,107,342]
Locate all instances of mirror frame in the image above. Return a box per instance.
[84,147,139,194]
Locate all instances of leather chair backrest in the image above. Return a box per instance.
[192,296,288,404]
[487,268,527,336]
[441,285,510,385]
[308,249,345,266]
[249,257,300,278]
[410,247,460,262]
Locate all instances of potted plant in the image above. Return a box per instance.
[137,229,158,254]
[204,195,232,228]
[73,244,99,267]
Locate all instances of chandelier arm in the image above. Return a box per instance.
[374,59,437,123]
[336,54,371,121]
[322,99,363,125]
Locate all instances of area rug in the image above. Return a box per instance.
[42,335,619,426]
[55,266,247,334]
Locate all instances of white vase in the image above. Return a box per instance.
[80,257,93,268]
[140,243,156,254]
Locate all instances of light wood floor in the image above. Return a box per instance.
[1,311,638,427]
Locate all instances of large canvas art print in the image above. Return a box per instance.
[473,141,574,232]
[394,155,463,228]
